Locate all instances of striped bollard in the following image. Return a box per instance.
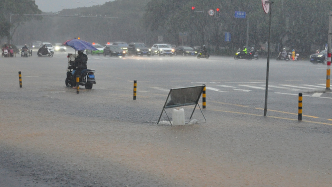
[203,85,206,109]
[18,71,22,88]
[298,93,302,121]
[76,75,80,94]
[133,80,137,100]
[327,52,331,90]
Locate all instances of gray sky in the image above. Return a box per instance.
[35,0,112,12]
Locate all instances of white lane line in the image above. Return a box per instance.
[206,87,228,92]
[226,82,264,84]
[217,85,236,88]
[274,92,299,96]
[280,84,317,90]
[267,85,300,91]
[233,89,251,92]
[312,93,323,97]
[302,84,326,89]
[151,87,169,92]
[238,85,268,90]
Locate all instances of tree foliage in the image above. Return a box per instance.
[0,0,41,43]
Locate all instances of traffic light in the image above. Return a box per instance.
[191,6,195,12]
[215,8,220,17]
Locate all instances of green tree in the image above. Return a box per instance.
[0,0,41,43]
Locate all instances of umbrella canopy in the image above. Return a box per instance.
[63,39,98,51]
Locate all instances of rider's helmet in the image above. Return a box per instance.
[24,44,27,47]
[243,46,246,49]
[78,50,84,55]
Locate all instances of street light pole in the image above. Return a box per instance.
[264,1,273,117]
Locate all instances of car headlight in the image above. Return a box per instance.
[123,51,126,54]
[149,49,151,51]
[136,49,140,51]
[55,46,60,50]
[317,55,323,57]
[64,47,67,49]
[171,49,175,52]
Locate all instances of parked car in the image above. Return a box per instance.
[54,43,67,52]
[310,50,327,63]
[128,43,151,56]
[175,46,197,56]
[151,44,174,56]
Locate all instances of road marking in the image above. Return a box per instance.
[217,85,236,88]
[302,84,326,89]
[212,101,249,108]
[268,85,300,91]
[206,87,228,92]
[312,93,323,97]
[151,87,169,92]
[274,92,300,96]
[281,84,317,90]
[238,85,267,90]
[255,108,319,119]
[233,89,251,92]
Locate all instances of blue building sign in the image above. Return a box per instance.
[225,32,231,42]
[234,11,246,18]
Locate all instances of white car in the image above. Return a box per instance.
[151,44,174,56]
[54,43,67,52]
[42,42,55,53]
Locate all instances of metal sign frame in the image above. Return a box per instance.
[157,85,206,125]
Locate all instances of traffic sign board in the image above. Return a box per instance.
[262,0,270,14]
[234,11,246,18]
[208,9,215,16]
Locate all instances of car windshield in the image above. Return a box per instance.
[110,46,122,50]
[158,45,169,48]
[134,43,146,48]
[114,43,128,47]
[93,44,103,48]
[45,44,52,47]
[55,43,62,46]
[183,47,193,50]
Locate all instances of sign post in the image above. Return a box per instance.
[262,0,273,117]
[327,11,332,91]
[234,11,249,49]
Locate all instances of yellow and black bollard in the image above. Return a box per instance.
[133,80,137,100]
[202,85,206,109]
[298,93,302,121]
[76,75,80,94]
[18,71,22,88]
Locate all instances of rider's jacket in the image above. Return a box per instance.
[243,48,247,54]
[75,54,88,69]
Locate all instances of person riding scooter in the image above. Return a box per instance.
[72,50,88,80]
[37,45,50,56]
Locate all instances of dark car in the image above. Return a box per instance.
[310,50,327,63]
[113,42,129,54]
[109,45,126,57]
[128,43,151,56]
[175,46,197,56]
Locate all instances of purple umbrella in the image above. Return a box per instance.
[63,39,98,51]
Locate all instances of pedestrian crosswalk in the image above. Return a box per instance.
[150,82,331,98]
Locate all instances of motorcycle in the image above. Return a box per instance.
[21,48,30,57]
[197,50,209,59]
[288,52,299,61]
[234,50,256,60]
[276,52,290,61]
[2,49,9,57]
[65,53,96,89]
[37,48,53,57]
